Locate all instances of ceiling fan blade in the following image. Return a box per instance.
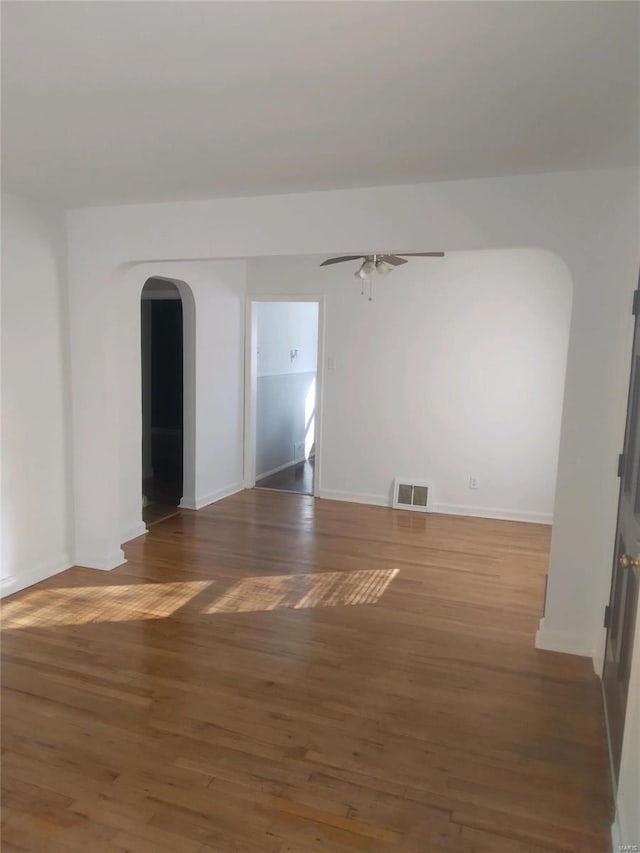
[379,255,408,266]
[395,252,445,258]
[320,255,365,267]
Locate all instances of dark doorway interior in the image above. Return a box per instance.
[141,281,183,525]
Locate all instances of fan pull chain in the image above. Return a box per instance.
[369,280,373,302]
[360,279,365,297]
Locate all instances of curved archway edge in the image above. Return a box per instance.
[66,169,638,670]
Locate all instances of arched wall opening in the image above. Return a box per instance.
[115,250,574,545]
[77,168,635,677]
[118,269,198,544]
[117,260,246,547]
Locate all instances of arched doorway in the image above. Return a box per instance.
[141,278,184,524]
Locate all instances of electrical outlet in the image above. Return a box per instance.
[469,477,478,490]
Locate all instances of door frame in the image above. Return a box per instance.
[243,294,326,496]
[601,274,640,801]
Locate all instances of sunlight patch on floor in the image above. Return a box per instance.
[1,569,400,629]
[206,568,399,614]
[1,580,212,629]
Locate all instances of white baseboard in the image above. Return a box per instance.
[315,490,553,524]
[0,554,73,598]
[611,813,622,853]
[180,481,244,511]
[431,503,553,524]
[316,489,391,508]
[74,549,126,571]
[121,522,148,545]
[611,800,633,852]
[535,617,594,658]
[256,457,306,482]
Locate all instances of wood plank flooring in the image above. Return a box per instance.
[1,490,611,852]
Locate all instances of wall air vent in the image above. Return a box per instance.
[392,478,432,513]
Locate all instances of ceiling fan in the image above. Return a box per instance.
[320,252,444,280]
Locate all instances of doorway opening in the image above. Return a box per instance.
[141,278,184,525]
[250,300,320,496]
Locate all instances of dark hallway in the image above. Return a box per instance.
[141,279,183,525]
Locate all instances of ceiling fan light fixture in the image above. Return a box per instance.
[359,258,377,278]
[322,251,444,298]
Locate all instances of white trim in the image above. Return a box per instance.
[121,522,148,545]
[0,554,73,598]
[318,489,553,524]
[611,800,632,852]
[244,294,325,498]
[74,549,126,571]
[431,503,553,524]
[243,296,257,488]
[314,299,326,497]
[256,457,306,482]
[535,617,593,658]
[317,488,391,508]
[611,813,622,853]
[179,481,244,511]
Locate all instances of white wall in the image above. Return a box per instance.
[256,373,317,478]
[249,251,571,521]
[256,301,318,377]
[1,194,72,595]
[256,301,317,477]
[118,261,246,545]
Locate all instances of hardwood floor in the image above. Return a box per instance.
[1,491,611,852]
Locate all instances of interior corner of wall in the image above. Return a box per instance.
[74,549,126,571]
[121,522,148,545]
[534,617,594,659]
[0,553,74,598]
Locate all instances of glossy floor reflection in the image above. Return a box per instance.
[1,580,212,628]
[1,490,611,852]
[206,567,398,614]
[1,568,398,628]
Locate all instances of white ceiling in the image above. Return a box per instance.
[2,1,638,207]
